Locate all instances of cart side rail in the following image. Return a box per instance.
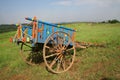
[25,17,76,32]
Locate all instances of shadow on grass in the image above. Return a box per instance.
[100,77,118,80]
[20,43,44,65]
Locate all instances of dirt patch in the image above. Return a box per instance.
[117,46,120,50]
[83,61,113,76]
[0,66,10,74]
[83,62,104,77]
[67,57,82,79]
[116,74,120,79]
[0,44,11,47]
[9,74,28,80]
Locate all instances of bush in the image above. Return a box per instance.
[108,19,119,24]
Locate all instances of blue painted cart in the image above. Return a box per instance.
[12,17,76,73]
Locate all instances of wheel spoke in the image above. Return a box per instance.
[56,34,59,44]
[45,46,50,49]
[61,34,66,44]
[57,55,63,71]
[57,61,60,71]
[45,45,57,53]
[66,47,74,51]
[50,59,56,68]
[49,54,62,68]
[63,38,71,50]
[49,36,54,40]
[66,39,71,48]
[58,34,64,45]
[57,35,61,42]
[49,36,59,49]
[56,34,63,49]
[45,53,60,58]
[50,37,56,45]
[62,60,66,70]
[58,44,62,49]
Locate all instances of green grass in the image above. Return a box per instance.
[0,23,120,80]
[63,23,120,44]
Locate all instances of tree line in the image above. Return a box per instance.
[101,19,120,24]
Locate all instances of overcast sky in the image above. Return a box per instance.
[0,0,120,24]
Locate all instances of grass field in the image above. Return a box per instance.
[0,23,120,80]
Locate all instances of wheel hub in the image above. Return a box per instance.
[62,50,66,55]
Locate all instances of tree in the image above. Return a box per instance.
[108,19,119,24]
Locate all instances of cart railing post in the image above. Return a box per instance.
[32,16,38,43]
[17,24,22,39]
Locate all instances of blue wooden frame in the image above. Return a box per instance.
[21,17,75,46]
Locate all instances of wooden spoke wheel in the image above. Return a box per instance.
[43,31,76,73]
[20,43,43,65]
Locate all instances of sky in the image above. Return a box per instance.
[0,0,120,24]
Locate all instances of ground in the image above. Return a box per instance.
[0,23,120,80]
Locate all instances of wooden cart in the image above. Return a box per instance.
[11,17,76,73]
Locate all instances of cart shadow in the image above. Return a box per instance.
[26,43,44,64]
[26,44,58,74]
[25,43,57,65]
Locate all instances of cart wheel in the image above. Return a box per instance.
[43,31,76,73]
[20,43,42,65]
